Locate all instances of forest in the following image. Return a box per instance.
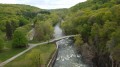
[0,0,120,67]
[0,4,39,53]
[61,0,120,67]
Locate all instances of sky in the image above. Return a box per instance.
[0,0,87,9]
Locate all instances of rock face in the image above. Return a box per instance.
[92,53,112,67]
[79,43,113,67]
[80,43,95,66]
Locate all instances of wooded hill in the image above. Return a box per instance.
[0,4,60,49]
[0,4,40,32]
[61,0,120,67]
[0,4,41,63]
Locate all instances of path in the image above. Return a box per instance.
[27,28,35,41]
[0,34,79,67]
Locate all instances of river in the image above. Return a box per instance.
[53,23,88,67]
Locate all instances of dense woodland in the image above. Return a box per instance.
[0,0,120,67]
[0,4,40,48]
[61,0,120,67]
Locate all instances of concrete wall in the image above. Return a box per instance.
[47,43,58,67]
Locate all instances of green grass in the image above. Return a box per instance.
[0,20,33,64]
[0,48,26,63]
[0,40,26,63]
[5,43,56,67]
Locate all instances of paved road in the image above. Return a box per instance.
[0,34,78,67]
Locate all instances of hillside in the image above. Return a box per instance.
[0,4,41,62]
[0,4,60,67]
[0,4,40,32]
[0,1,120,67]
[61,0,120,67]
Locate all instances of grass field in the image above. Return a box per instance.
[5,43,56,67]
[0,48,26,63]
[0,24,32,63]
[0,40,26,63]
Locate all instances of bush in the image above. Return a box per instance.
[12,28,28,48]
[19,17,29,27]
[26,49,42,67]
[74,35,83,52]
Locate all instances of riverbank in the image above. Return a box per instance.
[47,43,58,67]
[4,43,56,67]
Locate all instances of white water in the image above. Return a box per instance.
[53,23,88,67]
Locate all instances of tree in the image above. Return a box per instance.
[33,22,45,41]
[33,21,53,42]
[111,0,120,4]
[12,28,28,48]
[91,23,101,52]
[108,28,120,49]
[108,29,120,61]
[80,24,91,42]
[116,0,120,4]
[100,21,117,39]
[91,23,100,40]
[103,10,113,21]
[43,21,53,40]
[93,0,110,4]
[11,20,19,32]
[74,35,83,53]
[111,5,120,24]
[19,17,29,26]
[26,49,42,67]
[6,21,13,40]
[112,44,120,62]
[0,38,4,52]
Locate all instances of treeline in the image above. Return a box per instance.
[50,8,68,20]
[61,0,120,67]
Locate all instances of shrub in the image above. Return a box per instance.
[12,28,28,48]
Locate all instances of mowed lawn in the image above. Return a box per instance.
[0,41,26,63]
[0,48,26,63]
[5,43,56,67]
